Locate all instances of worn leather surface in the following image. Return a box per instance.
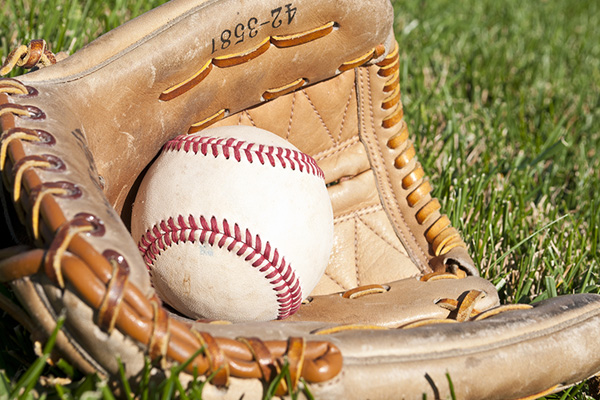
[213,69,427,295]
[5,0,396,298]
[2,0,600,399]
[18,0,396,214]
[212,56,477,297]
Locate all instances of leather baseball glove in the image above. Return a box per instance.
[1,0,600,398]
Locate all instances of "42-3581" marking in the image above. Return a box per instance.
[211,4,297,54]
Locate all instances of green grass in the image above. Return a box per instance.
[392,0,600,305]
[0,0,167,58]
[1,0,599,398]
[393,1,600,397]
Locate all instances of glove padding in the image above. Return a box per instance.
[1,0,600,398]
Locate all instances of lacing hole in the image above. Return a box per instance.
[66,184,82,199]
[25,86,39,97]
[42,154,66,171]
[34,130,56,146]
[102,249,128,266]
[75,212,106,237]
[24,106,45,120]
[29,181,82,200]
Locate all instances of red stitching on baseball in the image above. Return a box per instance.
[164,134,325,180]
[138,214,302,319]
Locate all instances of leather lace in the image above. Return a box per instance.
[0,39,58,76]
[0,37,516,391]
[377,43,467,259]
[0,39,388,391]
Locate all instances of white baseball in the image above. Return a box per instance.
[131,125,333,322]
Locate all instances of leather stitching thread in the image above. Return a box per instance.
[327,206,413,291]
[0,69,342,384]
[336,83,356,143]
[367,68,422,254]
[160,22,338,102]
[377,48,466,258]
[323,270,348,291]
[356,212,408,257]
[184,44,383,132]
[244,73,356,160]
[244,110,257,127]
[325,205,385,291]
[333,204,380,224]
[138,215,302,320]
[353,217,360,286]
[302,90,336,146]
[286,90,297,140]
[164,134,325,180]
[358,64,428,269]
[313,135,360,163]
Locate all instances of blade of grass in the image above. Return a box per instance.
[490,214,569,270]
[10,314,65,398]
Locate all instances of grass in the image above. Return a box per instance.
[392,0,600,305]
[1,0,599,398]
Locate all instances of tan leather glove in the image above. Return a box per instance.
[1,0,599,398]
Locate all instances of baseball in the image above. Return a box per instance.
[131,125,333,322]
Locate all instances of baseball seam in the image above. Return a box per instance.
[164,135,325,180]
[138,214,302,319]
